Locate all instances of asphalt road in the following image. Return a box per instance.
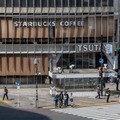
[0,101,91,120]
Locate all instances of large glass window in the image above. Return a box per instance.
[42,0,47,7]
[35,0,41,7]
[56,0,62,7]
[76,0,81,7]
[83,53,88,68]
[28,0,34,7]
[89,0,94,7]
[0,0,4,7]
[69,0,75,7]
[96,0,101,7]
[63,0,68,7]
[102,0,107,6]
[76,54,82,68]
[6,0,11,7]
[21,0,26,7]
[49,0,54,7]
[109,0,113,6]
[83,0,88,7]
[13,0,19,7]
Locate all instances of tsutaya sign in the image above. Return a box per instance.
[77,44,113,53]
[14,21,84,27]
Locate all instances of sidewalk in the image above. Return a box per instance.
[0,83,119,109]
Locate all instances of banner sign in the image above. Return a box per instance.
[14,21,84,27]
[77,44,113,53]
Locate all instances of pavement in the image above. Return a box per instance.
[0,83,119,109]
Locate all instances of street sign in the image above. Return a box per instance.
[17,83,20,86]
[99,59,104,64]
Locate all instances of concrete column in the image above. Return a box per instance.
[52,54,57,71]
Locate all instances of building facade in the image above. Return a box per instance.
[0,0,119,88]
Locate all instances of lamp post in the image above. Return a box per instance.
[100,35,103,96]
[34,57,39,108]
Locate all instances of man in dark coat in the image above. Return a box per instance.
[59,91,63,108]
[66,92,69,106]
[115,78,119,91]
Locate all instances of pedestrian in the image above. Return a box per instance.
[3,87,8,100]
[106,88,110,103]
[54,93,58,108]
[70,93,74,107]
[66,91,69,106]
[115,78,119,91]
[96,85,100,99]
[63,92,67,107]
[59,91,63,108]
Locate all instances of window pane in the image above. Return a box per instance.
[69,0,75,7]
[76,0,81,7]
[96,0,101,7]
[56,0,61,7]
[102,0,107,6]
[13,0,19,7]
[83,0,88,7]
[89,0,94,7]
[109,0,113,6]
[42,0,47,7]
[49,0,54,7]
[63,0,68,7]
[6,0,11,7]
[35,0,41,7]
[28,0,33,7]
[21,0,26,7]
[0,0,4,7]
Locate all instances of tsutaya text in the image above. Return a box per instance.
[77,44,112,52]
[14,21,84,27]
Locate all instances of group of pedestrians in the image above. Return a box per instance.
[95,77,120,103]
[54,91,73,108]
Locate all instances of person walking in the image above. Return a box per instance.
[63,92,67,107]
[59,91,63,108]
[54,93,58,108]
[96,85,100,99]
[115,78,119,91]
[3,87,8,100]
[70,93,74,107]
[66,92,69,106]
[106,88,110,103]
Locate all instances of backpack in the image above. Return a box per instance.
[55,95,57,101]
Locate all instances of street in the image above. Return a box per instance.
[51,104,120,120]
[1,100,120,120]
[0,101,90,120]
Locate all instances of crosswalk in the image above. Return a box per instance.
[51,104,120,120]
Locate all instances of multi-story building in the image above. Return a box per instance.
[0,0,119,88]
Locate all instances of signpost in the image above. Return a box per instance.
[17,82,20,89]
[100,35,103,96]
[99,58,104,64]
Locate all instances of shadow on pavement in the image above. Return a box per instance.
[0,102,51,120]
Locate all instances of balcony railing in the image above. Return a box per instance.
[0,7,114,14]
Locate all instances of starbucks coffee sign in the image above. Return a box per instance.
[14,21,84,27]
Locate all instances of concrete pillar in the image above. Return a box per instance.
[52,54,57,71]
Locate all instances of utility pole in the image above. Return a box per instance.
[64,77,65,92]
[100,35,103,96]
